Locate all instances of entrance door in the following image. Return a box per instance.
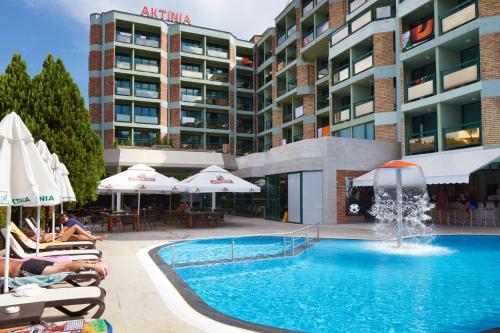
[265,174,281,221]
[288,173,301,223]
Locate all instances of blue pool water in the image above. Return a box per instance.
[158,236,500,333]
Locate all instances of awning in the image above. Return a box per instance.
[353,147,500,187]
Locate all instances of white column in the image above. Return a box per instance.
[117,193,122,211]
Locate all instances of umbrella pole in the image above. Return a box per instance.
[36,206,41,256]
[169,194,172,210]
[137,191,141,215]
[19,206,22,228]
[61,202,64,214]
[212,192,216,212]
[52,207,56,242]
[3,205,12,293]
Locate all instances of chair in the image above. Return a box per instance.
[479,202,496,227]
[1,271,102,291]
[0,286,106,319]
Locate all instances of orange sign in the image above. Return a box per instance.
[141,5,191,25]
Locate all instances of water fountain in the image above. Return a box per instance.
[369,161,436,251]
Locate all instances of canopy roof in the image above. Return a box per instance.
[353,147,500,187]
[98,163,181,194]
[180,165,261,193]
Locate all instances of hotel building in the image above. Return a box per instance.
[89,0,500,224]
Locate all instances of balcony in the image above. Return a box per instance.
[237,122,253,134]
[407,75,435,101]
[295,105,304,118]
[349,0,366,13]
[351,11,372,33]
[277,33,287,46]
[333,65,350,84]
[181,69,203,79]
[354,97,374,118]
[264,96,273,108]
[302,1,314,16]
[207,142,227,152]
[135,63,159,73]
[206,72,228,83]
[135,35,159,48]
[116,31,132,44]
[135,114,159,125]
[288,79,297,91]
[265,119,273,130]
[402,17,434,51]
[406,130,437,155]
[116,60,131,70]
[207,48,228,59]
[181,94,203,103]
[207,95,229,106]
[288,25,297,39]
[317,65,328,80]
[236,144,253,156]
[264,73,273,85]
[134,135,157,147]
[182,142,203,150]
[333,107,350,124]
[283,108,293,123]
[237,99,253,111]
[135,89,158,99]
[441,58,479,91]
[316,20,329,37]
[115,86,131,96]
[303,31,314,47]
[294,134,303,142]
[181,115,204,128]
[353,51,373,75]
[236,56,253,67]
[331,25,349,46]
[444,122,481,150]
[115,112,131,123]
[237,79,253,89]
[182,44,203,55]
[317,95,329,110]
[207,118,229,130]
[441,0,477,34]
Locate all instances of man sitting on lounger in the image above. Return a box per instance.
[59,214,87,231]
[24,223,104,243]
[1,258,108,279]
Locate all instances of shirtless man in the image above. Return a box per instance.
[1,258,108,279]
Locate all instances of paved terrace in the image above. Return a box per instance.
[90,217,499,332]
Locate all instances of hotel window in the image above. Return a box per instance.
[115,54,131,69]
[181,63,201,72]
[135,57,159,66]
[135,31,160,48]
[134,130,158,146]
[181,87,201,96]
[462,101,481,124]
[334,128,351,138]
[181,39,203,54]
[115,128,131,143]
[352,122,374,140]
[134,106,159,124]
[134,82,158,92]
[115,79,131,95]
[115,104,131,122]
[116,27,132,44]
[206,43,228,52]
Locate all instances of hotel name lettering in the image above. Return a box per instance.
[141,5,191,25]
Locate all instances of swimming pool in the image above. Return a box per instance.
[154,236,500,333]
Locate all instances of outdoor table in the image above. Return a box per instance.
[106,212,140,232]
[0,302,45,328]
[163,210,189,225]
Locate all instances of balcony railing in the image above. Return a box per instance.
[354,97,374,118]
[207,49,228,59]
[283,108,293,123]
[264,96,273,108]
[317,96,329,110]
[135,115,159,125]
[237,80,253,89]
[116,31,132,44]
[331,25,349,46]
[277,34,287,46]
[353,51,373,75]
[317,66,328,80]
[207,119,229,130]
[182,142,203,150]
[135,63,159,73]
[302,1,314,16]
[444,122,481,150]
[237,123,253,134]
[303,31,314,47]
[207,72,228,82]
[135,89,159,99]
[181,69,203,79]
[441,0,477,34]
[288,25,297,39]
[116,60,131,70]
[407,130,437,155]
[316,20,330,37]
[181,116,204,128]
[206,96,229,106]
[295,105,304,118]
[181,94,203,103]
[265,119,272,130]
[182,44,203,55]
[135,36,159,48]
[407,75,435,101]
[115,87,131,96]
[441,58,479,91]
[115,113,131,123]
[237,102,253,111]
[352,11,372,33]
[349,0,366,13]
[288,79,297,91]
[333,65,350,84]
[294,134,303,141]
[333,107,350,124]
[134,136,157,146]
[236,56,253,67]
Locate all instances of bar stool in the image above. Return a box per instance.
[480,202,496,227]
[448,208,459,225]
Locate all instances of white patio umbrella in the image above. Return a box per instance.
[98,164,183,214]
[52,154,76,211]
[36,140,58,240]
[179,165,260,211]
[0,112,60,293]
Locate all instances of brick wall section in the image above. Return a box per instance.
[374,78,394,112]
[229,43,236,86]
[104,76,113,96]
[170,34,180,52]
[89,104,101,123]
[90,25,102,45]
[329,1,346,28]
[272,133,282,147]
[375,124,398,142]
[161,82,167,100]
[272,108,282,128]
[104,49,114,70]
[480,33,500,80]
[482,97,500,145]
[170,59,180,77]
[89,77,101,97]
[303,123,315,139]
[337,170,368,223]
[170,133,181,149]
[169,83,180,102]
[479,0,500,17]
[161,56,168,76]
[297,65,314,87]
[296,8,302,58]
[88,51,101,71]
[161,32,168,51]
[170,108,180,127]
[104,103,114,122]
[104,129,114,149]
[373,32,395,66]
[303,94,315,116]
[399,68,405,106]
[160,107,168,127]
[105,22,115,43]
[229,114,235,131]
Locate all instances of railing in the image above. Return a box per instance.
[115,86,131,96]
[236,56,253,67]
[206,72,228,82]
[135,36,159,48]
[351,10,372,33]
[181,142,203,150]
[283,108,293,123]
[237,102,253,111]
[206,96,229,106]
[302,1,314,16]
[116,61,131,70]
[115,113,131,123]
[316,20,329,37]
[407,74,435,101]
[295,105,304,118]
[441,58,479,91]
[333,107,351,124]
[353,51,373,75]
[440,0,477,34]
[443,122,481,150]
[264,119,273,131]
[206,143,224,152]
[294,134,304,141]
[354,97,374,118]
[236,80,253,89]
[135,63,159,73]
[349,0,366,13]
[237,124,253,134]
[181,116,204,128]
[135,89,158,99]
[317,96,329,110]
[181,94,203,103]
[206,119,229,130]
[116,31,132,44]
[207,49,229,59]
[303,31,314,47]
[277,33,287,46]
[406,130,437,155]
[288,25,297,39]
[331,25,349,46]
[182,44,203,55]
[181,69,203,79]
[134,136,157,146]
[135,115,159,125]
[264,96,273,107]
[288,79,297,91]
[333,64,350,84]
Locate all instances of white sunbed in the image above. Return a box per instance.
[17,221,96,250]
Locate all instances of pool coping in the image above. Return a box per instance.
[137,234,500,333]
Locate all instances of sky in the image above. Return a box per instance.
[0,0,288,105]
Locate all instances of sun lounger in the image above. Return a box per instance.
[0,230,101,262]
[0,286,106,319]
[1,271,101,291]
[14,222,96,250]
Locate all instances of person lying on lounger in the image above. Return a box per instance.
[24,224,104,243]
[1,258,108,279]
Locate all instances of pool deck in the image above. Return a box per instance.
[93,217,499,333]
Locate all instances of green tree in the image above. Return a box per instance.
[0,53,34,127]
[30,55,105,206]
